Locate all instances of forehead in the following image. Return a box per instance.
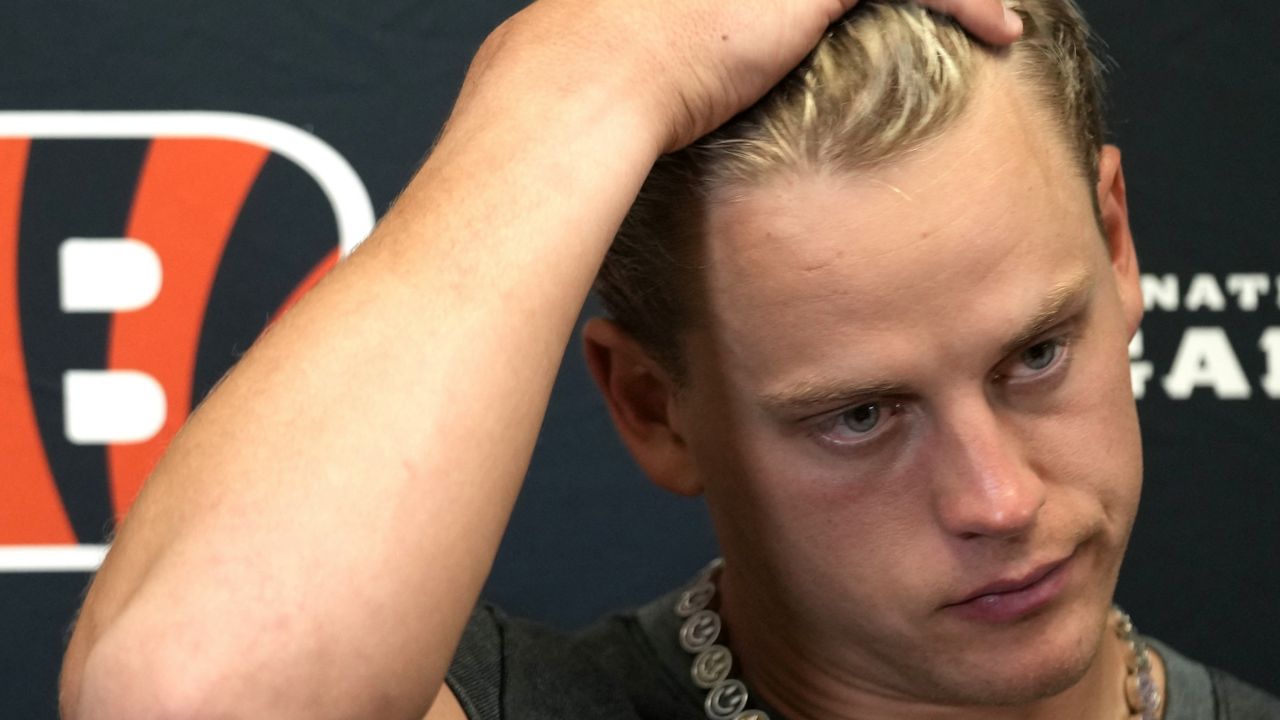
[694,73,1103,392]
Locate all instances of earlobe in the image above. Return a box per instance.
[581,318,703,496]
[1096,145,1143,337]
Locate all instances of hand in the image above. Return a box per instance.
[482,0,1022,153]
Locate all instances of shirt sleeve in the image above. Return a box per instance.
[445,604,506,720]
[443,602,656,720]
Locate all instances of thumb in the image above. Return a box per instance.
[917,0,1024,45]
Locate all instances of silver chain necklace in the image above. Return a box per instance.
[674,559,1162,720]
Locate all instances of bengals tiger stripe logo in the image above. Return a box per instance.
[0,112,374,571]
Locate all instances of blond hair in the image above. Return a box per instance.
[596,0,1107,379]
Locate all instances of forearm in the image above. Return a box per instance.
[63,27,661,720]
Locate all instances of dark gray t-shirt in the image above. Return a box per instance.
[446,589,1280,719]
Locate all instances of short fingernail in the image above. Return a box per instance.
[1003,6,1024,35]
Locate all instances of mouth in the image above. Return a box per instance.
[942,550,1076,624]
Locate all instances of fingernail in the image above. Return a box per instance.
[1003,6,1024,35]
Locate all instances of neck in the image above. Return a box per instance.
[716,566,1134,720]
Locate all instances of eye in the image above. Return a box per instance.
[1003,337,1069,380]
[840,402,881,434]
[816,400,906,448]
[1022,340,1059,371]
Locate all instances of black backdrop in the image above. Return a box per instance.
[1,1,1277,717]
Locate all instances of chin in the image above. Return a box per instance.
[935,649,1095,706]
[912,599,1111,706]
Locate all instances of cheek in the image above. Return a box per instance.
[1028,336,1143,529]
[702,423,943,611]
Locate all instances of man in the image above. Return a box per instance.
[58,0,1279,718]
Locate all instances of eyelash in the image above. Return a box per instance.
[809,331,1078,450]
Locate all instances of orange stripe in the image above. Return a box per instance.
[0,139,76,544]
[107,139,269,519]
[269,247,339,328]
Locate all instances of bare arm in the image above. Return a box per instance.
[61,2,1019,719]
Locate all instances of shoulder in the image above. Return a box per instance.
[1207,667,1280,720]
[445,601,697,720]
[1147,637,1280,720]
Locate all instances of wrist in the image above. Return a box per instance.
[451,8,671,162]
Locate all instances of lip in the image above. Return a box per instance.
[943,552,1075,624]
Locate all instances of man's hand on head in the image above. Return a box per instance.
[471,0,1022,155]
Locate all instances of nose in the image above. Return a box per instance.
[929,399,1046,540]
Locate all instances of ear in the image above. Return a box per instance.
[581,318,702,496]
[1097,145,1143,339]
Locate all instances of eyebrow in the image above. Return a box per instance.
[757,271,1097,418]
[997,270,1096,360]
[759,379,911,419]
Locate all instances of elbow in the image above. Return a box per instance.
[62,621,416,720]
[63,625,224,720]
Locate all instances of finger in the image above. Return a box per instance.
[826,0,864,23]
[919,0,1023,45]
